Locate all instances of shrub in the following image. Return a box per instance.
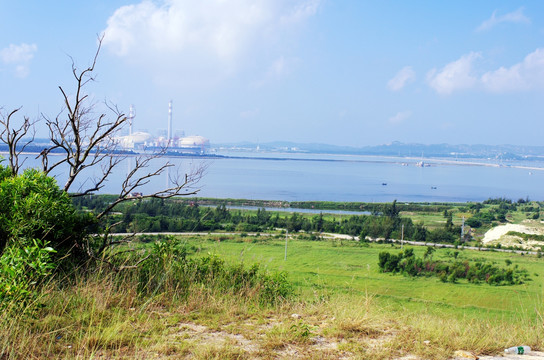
[0,167,91,259]
[465,217,482,228]
[0,239,56,311]
[135,239,293,306]
[0,165,92,310]
[378,249,530,286]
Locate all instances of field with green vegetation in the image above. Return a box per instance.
[211,236,540,309]
[2,189,544,359]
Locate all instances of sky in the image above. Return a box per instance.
[1,1,544,147]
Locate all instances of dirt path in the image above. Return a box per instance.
[137,319,544,359]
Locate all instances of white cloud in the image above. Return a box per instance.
[387,66,415,91]
[481,48,544,92]
[427,52,481,95]
[476,7,530,32]
[0,43,37,78]
[427,49,544,94]
[103,0,320,62]
[0,43,37,63]
[388,111,411,125]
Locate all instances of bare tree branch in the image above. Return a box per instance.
[1,34,206,268]
[38,35,128,195]
[96,151,206,219]
[0,107,36,175]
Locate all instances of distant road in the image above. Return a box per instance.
[104,231,537,255]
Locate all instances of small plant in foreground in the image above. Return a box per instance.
[0,239,56,312]
[290,320,313,340]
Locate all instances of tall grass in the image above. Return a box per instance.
[0,240,292,359]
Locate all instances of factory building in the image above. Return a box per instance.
[115,101,209,154]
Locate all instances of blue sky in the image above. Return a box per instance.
[1,1,544,147]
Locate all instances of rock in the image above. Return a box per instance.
[453,350,478,359]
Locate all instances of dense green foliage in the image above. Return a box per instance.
[0,165,92,310]
[0,167,90,256]
[76,197,467,243]
[131,237,293,305]
[506,231,544,242]
[0,239,56,310]
[74,196,471,245]
[170,197,458,214]
[378,248,531,285]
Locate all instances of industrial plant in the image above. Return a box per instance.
[115,101,210,154]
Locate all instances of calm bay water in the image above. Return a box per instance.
[17,152,544,203]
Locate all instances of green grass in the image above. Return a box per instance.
[185,236,543,321]
[2,234,542,359]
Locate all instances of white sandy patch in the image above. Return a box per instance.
[482,224,538,244]
[482,221,544,251]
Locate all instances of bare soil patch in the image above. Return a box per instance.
[482,221,544,250]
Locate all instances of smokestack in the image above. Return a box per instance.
[168,100,173,145]
[128,104,135,136]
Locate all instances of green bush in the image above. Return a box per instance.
[378,249,530,285]
[0,167,90,258]
[0,238,56,311]
[136,238,293,305]
[0,165,93,310]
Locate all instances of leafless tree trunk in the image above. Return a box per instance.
[36,35,204,201]
[39,37,126,195]
[0,107,35,176]
[1,35,205,266]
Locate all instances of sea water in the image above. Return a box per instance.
[14,152,544,203]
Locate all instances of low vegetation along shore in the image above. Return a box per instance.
[2,189,543,359]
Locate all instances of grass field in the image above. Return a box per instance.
[2,234,542,359]
[186,236,543,317]
[170,235,542,357]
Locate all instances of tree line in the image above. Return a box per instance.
[74,197,468,244]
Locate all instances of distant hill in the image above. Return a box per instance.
[6,138,544,162]
[213,141,544,161]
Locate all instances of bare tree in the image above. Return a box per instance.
[1,36,205,265]
[0,107,35,176]
[39,35,204,200]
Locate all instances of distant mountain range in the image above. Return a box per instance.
[5,138,544,162]
[213,141,544,161]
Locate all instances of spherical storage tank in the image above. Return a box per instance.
[128,132,152,143]
[178,135,210,149]
[116,131,152,149]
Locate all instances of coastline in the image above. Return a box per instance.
[4,150,544,171]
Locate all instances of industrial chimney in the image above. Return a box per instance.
[168,100,173,146]
[128,104,135,136]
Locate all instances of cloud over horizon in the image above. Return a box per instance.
[387,66,415,91]
[0,43,38,78]
[476,7,530,32]
[102,0,320,84]
[481,48,544,92]
[388,110,412,125]
[427,52,481,95]
[427,49,544,94]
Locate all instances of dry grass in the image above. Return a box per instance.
[0,261,542,359]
